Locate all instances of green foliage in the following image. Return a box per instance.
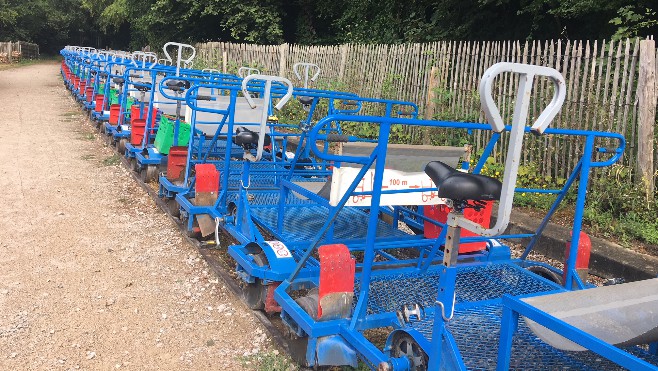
[609,6,658,40]
[3,0,657,54]
[472,154,658,247]
[102,154,121,166]
[220,0,284,44]
[240,350,298,371]
[0,0,90,53]
[581,165,658,245]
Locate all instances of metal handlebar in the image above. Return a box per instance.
[480,63,566,134]
[241,74,294,161]
[293,62,321,89]
[162,42,196,76]
[465,62,567,237]
[131,51,158,69]
[238,67,260,78]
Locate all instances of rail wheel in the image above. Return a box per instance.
[287,289,330,369]
[166,197,180,218]
[117,138,128,154]
[526,265,563,285]
[142,165,158,183]
[130,158,140,173]
[243,252,268,310]
[390,332,428,371]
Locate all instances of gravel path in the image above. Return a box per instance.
[0,62,271,370]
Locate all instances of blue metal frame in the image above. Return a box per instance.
[497,294,658,371]
[60,48,655,371]
[269,113,630,369]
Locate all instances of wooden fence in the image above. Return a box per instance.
[0,41,40,63]
[196,39,657,194]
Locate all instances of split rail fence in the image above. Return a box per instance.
[196,38,657,196]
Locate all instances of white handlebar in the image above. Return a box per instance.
[479,63,566,134]
[293,62,321,89]
[241,74,294,161]
[131,51,158,69]
[238,67,260,78]
[163,42,196,76]
[455,62,566,237]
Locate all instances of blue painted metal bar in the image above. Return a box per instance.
[498,295,658,371]
[520,159,583,260]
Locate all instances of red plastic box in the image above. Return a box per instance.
[423,201,493,253]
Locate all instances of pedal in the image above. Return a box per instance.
[603,277,625,286]
[396,303,425,325]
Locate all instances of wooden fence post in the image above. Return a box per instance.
[425,66,439,120]
[278,43,288,77]
[422,66,439,144]
[339,44,349,81]
[637,39,656,200]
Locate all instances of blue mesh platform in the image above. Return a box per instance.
[209,160,328,190]
[250,205,411,243]
[408,305,658,370]
[357,263,558,316]
[223,190,316,206]
[191,138,243,155]
[225,175,326,190]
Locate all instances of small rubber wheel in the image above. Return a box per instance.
[390,332,428,371]
[527,265,563,285]
[244,253,268,310]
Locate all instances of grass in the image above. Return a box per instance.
[240,351,298,371]
[102,154,121,166]
[0,58,57,71]
[81,133,95,141]
[80,154,95,161]
[240,350,371,371]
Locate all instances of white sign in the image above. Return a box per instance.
[329,167,447,207]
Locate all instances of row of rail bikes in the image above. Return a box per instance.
[60,44,658,370]
[222,64,658,369]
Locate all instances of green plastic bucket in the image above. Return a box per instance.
[154,116,190,154]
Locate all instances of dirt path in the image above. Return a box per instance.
[0,62,273,370]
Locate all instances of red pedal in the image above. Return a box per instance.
[131,119,146,146]
[130,105,142,125]
[318,244,355,320]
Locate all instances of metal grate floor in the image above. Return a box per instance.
[192,139,243,155]
[225,175,326,191]
[251,205,411,243]
[223,190,316,206]
[409,305,658,370]
[357,263,559,316]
